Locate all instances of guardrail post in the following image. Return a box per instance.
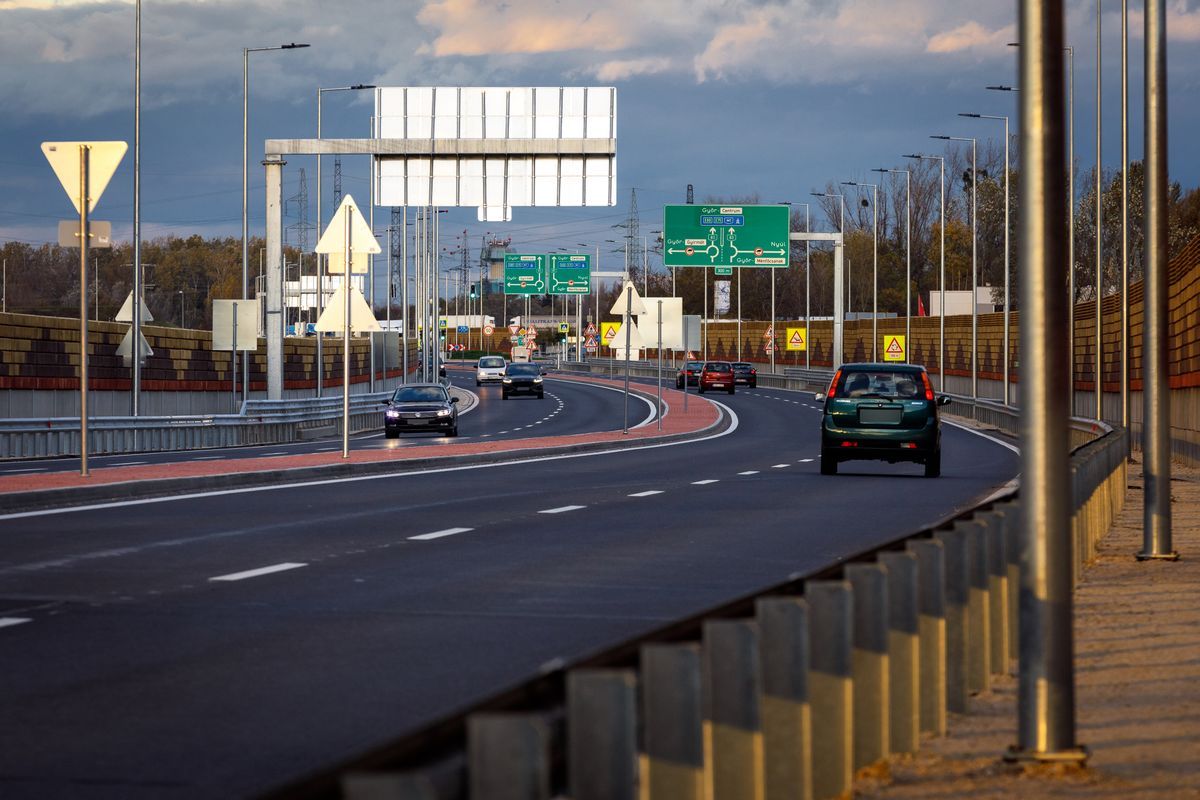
[847,563,889,770]
[907,539,946,736]
[879,551,919,754]
[964,520,991,695]
[997,501,1021,673]
[981,512,1010,675]
[806,580,853,799]
[641,643,704,800]
[703,620,765,799]
[934,526,969,713]
[568,669,638,800]
[467,712,551,800]
[756,597,812,800]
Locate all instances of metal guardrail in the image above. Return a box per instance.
[0,392,394,459]
[264,404,1128,799]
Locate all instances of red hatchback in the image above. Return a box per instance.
[698,361,736,395]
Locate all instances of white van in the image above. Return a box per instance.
[509,346,531,364]
[476,355,507,386]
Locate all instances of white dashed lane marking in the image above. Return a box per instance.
[409,527,474,541]
[0,617,32,629]
[209,562,307,582]
[692,479,720,485]
[628,490,664,497]
[540,505,586,514]
[772,464,790,469]
[799,458,814,463]
[738,470,759,476]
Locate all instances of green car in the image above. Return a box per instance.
[814,363,951,477]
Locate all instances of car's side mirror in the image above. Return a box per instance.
[814,393,826,402]
[379,399,390,405]
[450,396,459,403]
[937,395,952,406]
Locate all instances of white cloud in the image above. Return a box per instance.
[926,20,1015,54]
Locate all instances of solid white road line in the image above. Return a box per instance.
[539,505,586,514]
[738,470,760,475]
[209,562,307,582]
[628,490,664,497]
[193,455,225,460]
[692,479,719,485]
[2,467,48,473]
[409,527,474,541]
[0,617,32,629]
[111,461,148,467]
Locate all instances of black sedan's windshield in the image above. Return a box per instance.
[392,387,449,403]
[506,364,541,376]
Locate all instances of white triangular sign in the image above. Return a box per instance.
[314,285,382,333]
[314,195,381,255]
[326,249,370,275]
[609,281,648,316]
[114,291,154,323]
[116,328,153,362]
[41,141,128,214]
[612,320,644,350]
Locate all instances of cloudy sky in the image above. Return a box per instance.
[2,0,1198,282]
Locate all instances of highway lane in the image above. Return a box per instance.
[0,385,1019,799]
[0,369,648,476]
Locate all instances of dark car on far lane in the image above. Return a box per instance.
[732,362,757,388]
[502,362,545,399]
[381,383,459,438]
[698,361,736,395]
[813,362,951,477]
[675,360,704,389]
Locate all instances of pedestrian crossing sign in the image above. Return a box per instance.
[883,335,906,362]
[786,326,807,352]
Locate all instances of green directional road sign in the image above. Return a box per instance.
[663,204,790,268]
[504,254,546,295]
[548,253,591,294]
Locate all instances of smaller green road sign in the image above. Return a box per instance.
[714,267,733,276]
[504,254,546,295]
[663,204,790,268]
[548,254,592,294]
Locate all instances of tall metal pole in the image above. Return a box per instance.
[623,285,632,434]
[316,89,323,396]
[970,138,977,401]
[1120,0,1130,432]
[657,299,663,432]
[804,205,811,371]
[402,208,409,382]
[132,0,141,417]
[78,145,90,477]
[1068,46,1076,415]
[1095,0,1104,421]
[1009,0,1084,761]
[736,264,741,361]
[1138,0,1177,561]
[341,200,352,459]
[938,158,945,389]
[770,255,776,373]
[841,181,878,360]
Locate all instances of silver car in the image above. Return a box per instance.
[476,355,507,386]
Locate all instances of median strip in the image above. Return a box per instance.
[209,562,307,582]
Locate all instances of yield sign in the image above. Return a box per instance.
[114,291,154,323]
[115,328,153,363]
[608,281,647,316]
[315,195,380,258]
[314,285,382,334]
[509,323,520,335]
[42,141,127,214]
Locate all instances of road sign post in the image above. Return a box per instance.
[42,140,127,477]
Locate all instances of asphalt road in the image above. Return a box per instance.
[0,384,1019,799]
[0,368,650,476]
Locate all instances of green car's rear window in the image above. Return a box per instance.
[839,370,922,398]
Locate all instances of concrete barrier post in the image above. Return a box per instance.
[756,597,812,800]
[981,512,1010,675]
[641,643,704,800]
[879,551,920,754]
[907,539,946,736]
[964,520,991,695]
[568,669,638,800]
[846,563,889,770]
[935,527,969,713]
[467,712,551,800]
[703,620,765,800]
[806,580,853,799]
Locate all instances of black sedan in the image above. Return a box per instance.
[732,362,757,387]
[502,362,545,399]
[381,383,459,437]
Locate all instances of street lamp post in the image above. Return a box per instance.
[315,83,374,397]
[959,112,1011,404]
[812,192,845,365]
[243,42,309,404]
[873,168,913,360]
[904,154,946,389]
[932,134,978,401]
[841,181,878,360]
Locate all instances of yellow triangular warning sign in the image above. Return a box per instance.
[789,330,804,345]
